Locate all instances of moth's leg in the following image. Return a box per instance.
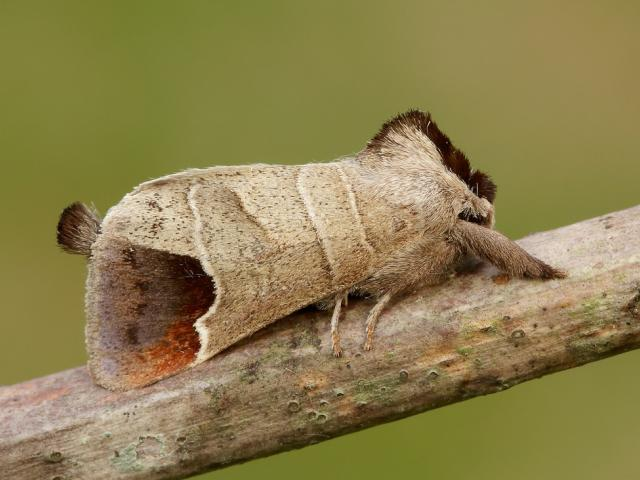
[364,292,392,351]
[330,292,348,357]
[452,220,566,279]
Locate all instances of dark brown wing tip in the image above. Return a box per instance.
[57,202,101,256]
[366,109,497,203]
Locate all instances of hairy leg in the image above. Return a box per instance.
[452,220,565,279]
[364,292,392,351]
[330,292,348,357]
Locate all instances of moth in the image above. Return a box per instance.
[58,110,565,391]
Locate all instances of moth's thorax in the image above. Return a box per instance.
[349,157,476,234]
[352,121,495,231]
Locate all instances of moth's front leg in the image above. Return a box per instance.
[452,220,566,279]
[364,292,392,351]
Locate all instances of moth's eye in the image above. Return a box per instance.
[458,209,484,225]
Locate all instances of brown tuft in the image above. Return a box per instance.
[57,202,102,256]
[366,110,498,203]
[468,170,497,204]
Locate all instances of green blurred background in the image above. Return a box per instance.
[1,1,639,479]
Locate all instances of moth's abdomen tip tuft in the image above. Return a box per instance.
[57,202,102,256]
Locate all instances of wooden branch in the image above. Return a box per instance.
[2,206,640,480]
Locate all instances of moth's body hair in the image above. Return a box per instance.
[57,109,565,391]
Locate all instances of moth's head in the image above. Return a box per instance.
[458,194,494,228]
[361,109,497,228]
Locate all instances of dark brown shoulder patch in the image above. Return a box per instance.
[366,110,497,203]
[468,170,497,203]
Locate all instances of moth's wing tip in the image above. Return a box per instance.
[85,237,214,391]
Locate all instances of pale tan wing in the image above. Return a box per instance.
[85,162,424,390]
[193,163,380,361]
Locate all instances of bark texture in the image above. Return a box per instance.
[1,205,639,480]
